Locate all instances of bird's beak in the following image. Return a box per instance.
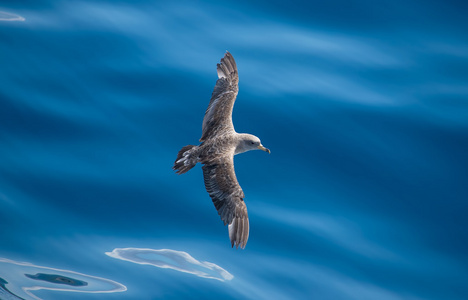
[258,145,271,154]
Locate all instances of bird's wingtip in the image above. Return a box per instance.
[228,217,249,250]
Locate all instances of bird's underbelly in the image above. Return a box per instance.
[198,139,234,164]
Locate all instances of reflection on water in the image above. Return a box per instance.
[0,11,25,22]
[0,257,126,300]
[24,273,88,287]
[106,248,233,282]
[1,0,467,298]
[0,277,25,300]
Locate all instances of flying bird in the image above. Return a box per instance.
[173,52,270,249]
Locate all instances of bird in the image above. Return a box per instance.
[173,52,270,249]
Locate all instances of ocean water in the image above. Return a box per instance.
[1,1,467,299]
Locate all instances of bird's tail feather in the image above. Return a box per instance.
[173,145,198,174]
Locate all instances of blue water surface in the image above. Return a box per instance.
[1,1,467,299]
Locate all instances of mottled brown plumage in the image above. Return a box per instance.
[173,52,270,249]
[200,52,239,142]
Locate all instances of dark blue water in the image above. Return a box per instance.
[1,1,467,299]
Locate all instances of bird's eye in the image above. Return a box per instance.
[250,141,255,145]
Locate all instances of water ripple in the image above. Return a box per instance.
[0,11,25,22]
[106,248,233,281]
[0,257,126,300]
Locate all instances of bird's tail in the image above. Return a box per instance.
[173,145,198,174]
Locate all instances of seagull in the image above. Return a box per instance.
[173,52,270,249]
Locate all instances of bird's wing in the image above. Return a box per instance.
[200,52,239,142]
[202,156,249,249]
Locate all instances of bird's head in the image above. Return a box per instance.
[236,134,270,155]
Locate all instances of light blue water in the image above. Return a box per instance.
[1,1,467,299]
